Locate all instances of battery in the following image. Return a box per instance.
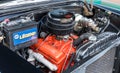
[3,19,38,51]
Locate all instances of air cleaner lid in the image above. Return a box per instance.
[49,9,74,19]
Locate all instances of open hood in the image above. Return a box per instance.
[1,0,120,12]
[0,0,78,10]
[0,0,52,8]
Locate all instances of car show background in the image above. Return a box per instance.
[86,0,120,11]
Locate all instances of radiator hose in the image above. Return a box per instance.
[73,33,93,46]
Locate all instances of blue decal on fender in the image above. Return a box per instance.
[13,28,37,46]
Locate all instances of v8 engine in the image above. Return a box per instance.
[27,9,117,73]
[1,8,118,73]
[29,9,76,73]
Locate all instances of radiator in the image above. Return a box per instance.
[71,47,116,73]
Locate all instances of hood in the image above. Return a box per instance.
[0,0,51,8]
[0,0,78,9]
[1,0,120,11]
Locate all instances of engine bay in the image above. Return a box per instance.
[0,1,120,73]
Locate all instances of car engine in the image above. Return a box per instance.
[0,2,119,73]
[26,9,116,73]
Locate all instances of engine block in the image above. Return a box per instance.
[30,35,76,73]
